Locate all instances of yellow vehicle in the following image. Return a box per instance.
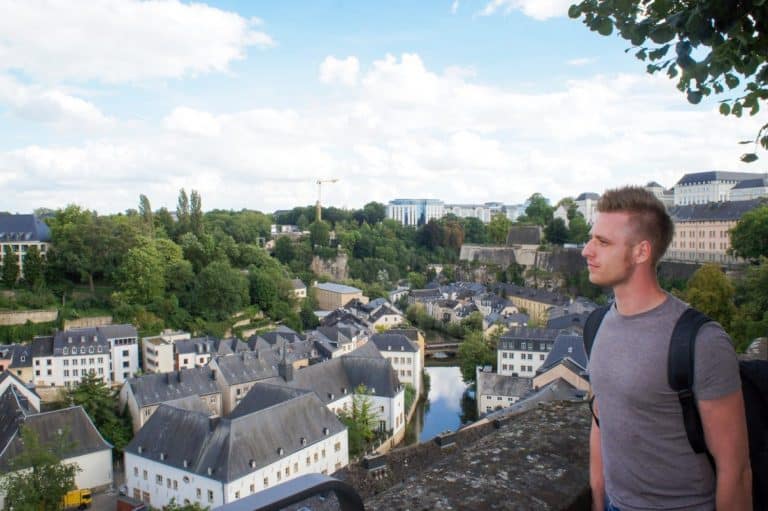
[61,489,92,510]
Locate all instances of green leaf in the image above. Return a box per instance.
[676,54,695,69]
[567,4,581,19]
[647,64,659,73]
[725,74,740,89]
[597,17,613,36]
[693,64,709,84]
[719,103,731,115]
[738,140,754,144]
[667,65,678,78]
[687,90,703,104]
[760,135,768,150]
[740,153,759,163]
[635,48,647,60]
[649,25,675,44]
[648,44,670,61]
[675,40,692,57]
[732,102,743,117]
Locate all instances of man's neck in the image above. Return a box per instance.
[613,278,667,316]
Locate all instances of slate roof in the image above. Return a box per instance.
[370,333,418,353]
[546,312,591,332]
[370,304,403,322]
[410,288,442,299]
[30,335,54,358]
[277,356,401,404]
[126,367,220,408]
[498,284,570,307]
[0,404,111,471]
[0,214,51,243]
[731,176,768,189]
[386,328,421,343]
[8,344,32,368]
[125,390,345,483]
[669,198,765,222]
[213,352,278,386]
[477,371,532,398]
[53,329,110,355]
[0,387,29,457]
[575,192,600,201]
[319,309,369,330]
[675,171,763,185]
[229,383,310,418]
[506,226,541,245]
[0,372,39,412]
[646,181,663,188]
[315,282,362,294]
[498,327,560,350]
[538,334,587,373]
[163,395,213,415]
[343,341,384,360]
[291,278,307,290]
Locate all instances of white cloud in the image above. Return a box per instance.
[0,0,275,83]
[2,53,764,214]
[479,0,573,20]
[0,74,113,127]
[451,0,460,14]
[567,57,597,66]
[319,56,360,86]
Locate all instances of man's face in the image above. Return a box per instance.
[581,211,640,288]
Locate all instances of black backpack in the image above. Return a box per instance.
[584,305,768,511]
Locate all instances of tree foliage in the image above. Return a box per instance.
[729,203,768,260]
[2,245,19,288]
[570,0,768,161]
[64,372,133,453]
[487,213,512,245]
[681,263,736,332]
[0,426,80,511]
[337,384,378,457]
[545,217,570,245]
[457,331,495,383]
[22,245,45,289]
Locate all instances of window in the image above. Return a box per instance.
[64,370,69,377]
[250,483,255,493]
[314,453,319,462]
[63,348,68,355]
[263,477,269,487]
[123,349,130,357]
[143,470,148,480]
[123,361,129,368]
[306,456,311,466]
[196,488,201,498]
[321,449,326,458]
[72,359,77,366]
[173,480,178,490]
[276,471,282,481]
[156,474,163,485]
[134,467,139,477]
[335,442,341,452]
[285,467,289,476]
[47,369,51,376]
[294,462,298,473]
[235,491,240,499]
[89,357,94,365]
[88,347,94,354]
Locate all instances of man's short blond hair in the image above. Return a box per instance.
[597,186,674,267]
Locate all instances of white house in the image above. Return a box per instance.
[0,390,113,507]
[475,367,532,416]
[673,171,763,205]
[123,385,347,508]
[369,333,423,395]
[0,213,51,279]
[574,192,600,225]
[497,327,559,378]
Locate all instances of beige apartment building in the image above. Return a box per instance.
[313,282,367,310]
[666,199,764,264]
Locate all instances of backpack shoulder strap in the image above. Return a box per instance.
[668,307,712,455]
[583,304,611,359]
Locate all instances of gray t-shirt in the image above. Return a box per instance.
[588,294,741,511]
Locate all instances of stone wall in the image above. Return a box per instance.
[62,316,112,330]
[459,244,519,267]
[310,253,349,281]
[336,401,592,510]
[0,309,58,326]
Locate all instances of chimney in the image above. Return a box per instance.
[278,351,293,382]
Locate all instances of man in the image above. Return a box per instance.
[582,186,751,511]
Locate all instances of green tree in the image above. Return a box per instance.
[569,0,768,161]
[568,213,591,244]
[731,257,768,350]
[0,425,80,511]
[360,201,386,225]
[682,264,736,333]
[337,384,378,457]
[461,311,484,333]
[457,331,495,383]
[176,188,190,236]
[190,189,204,236]
[273,236,295,264]
[299,290,320,331]
[2,245,20,288]
[194,260,250,321]
[545,217,570,245]
[164,500,210,511]
[64,372,133,453]
[729,204,768,260]
[309,220,331,249]
[408,271,427,289]
[117,241,165,305]
[462,217,487,244]
[138,194,154,237]
[487,213,512,245]
[22,245,45,289]
[522,193,553,226]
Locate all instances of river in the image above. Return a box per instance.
[404,364,477,445]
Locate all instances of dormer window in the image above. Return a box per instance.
[323,427,329,436]
[277,447,285,456]
[97,347,102,353]
[88,347,94,354]
[300,437,307,446]
[63,348,68,355]
[80,347,86,354]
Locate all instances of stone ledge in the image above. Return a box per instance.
[337,400,591,510]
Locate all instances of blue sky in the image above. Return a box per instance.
[1,0,764,215]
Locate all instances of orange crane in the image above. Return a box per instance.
[316,178,339,222]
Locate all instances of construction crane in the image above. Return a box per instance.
[316,178,339,222]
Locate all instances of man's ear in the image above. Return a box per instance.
[633,239,652,265]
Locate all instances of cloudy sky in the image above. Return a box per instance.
[2,0,765,215]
